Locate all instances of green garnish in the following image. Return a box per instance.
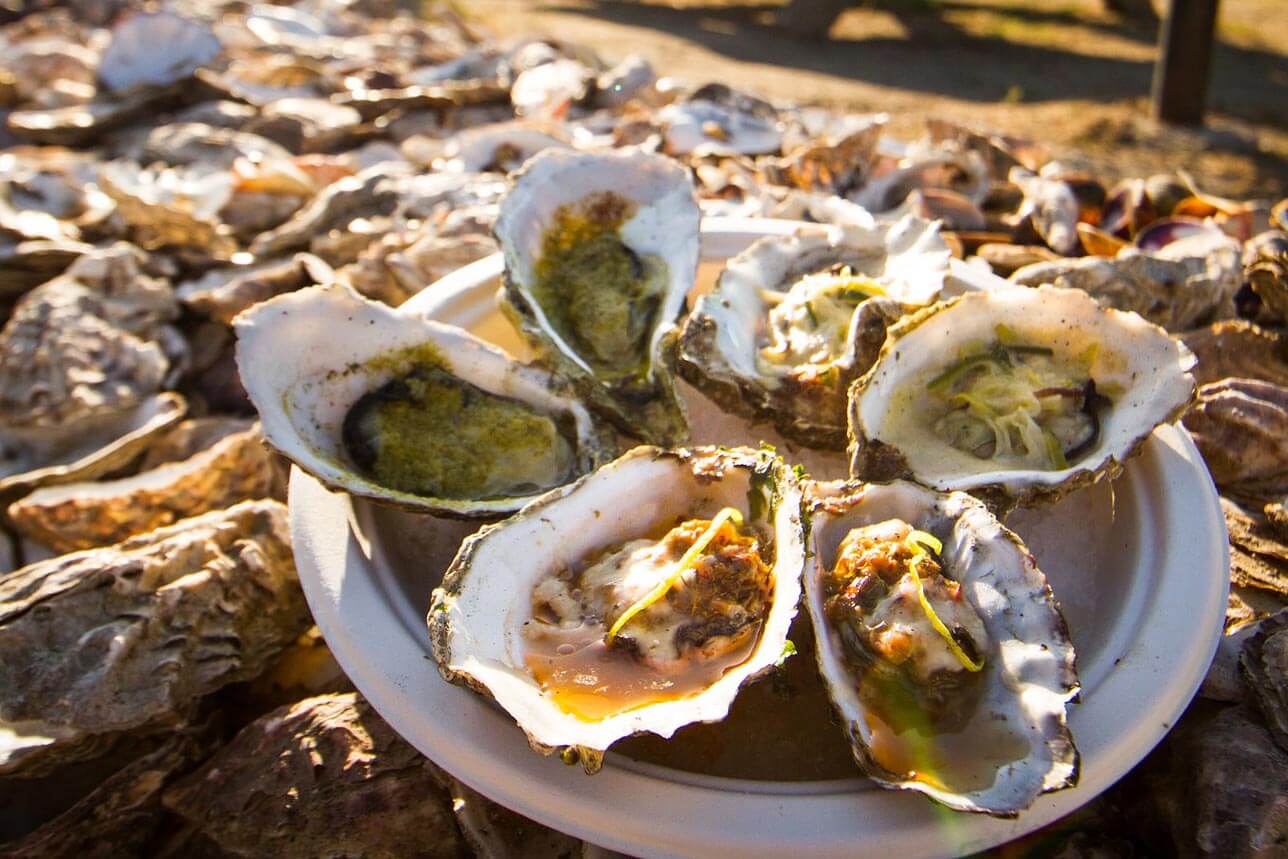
[606,508,744,641]
[904,530,985,674]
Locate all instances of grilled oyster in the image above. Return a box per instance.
[429,446,805,771]
[494,148,699,446]
[679,216,949,449]
[850,285,1195,508]
[804,480,1078,815]
[236,283,613,518]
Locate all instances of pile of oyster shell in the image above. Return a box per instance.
[1,0,1287,853]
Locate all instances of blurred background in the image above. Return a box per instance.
[460,0,1288,197]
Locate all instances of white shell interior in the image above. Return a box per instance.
[805,481,1078,814]
[855,285,1196,494]
[494,148,699,377]
[234,283,602,516]
[437,447,803,751]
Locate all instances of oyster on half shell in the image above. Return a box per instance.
[495,148,699,446]
[236,284,613,518]
[850,285,1195,508]
[679,216,949,449]
[429,446,805,771]
[804,480,1079,816]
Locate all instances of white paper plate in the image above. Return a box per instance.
[288,218,1228,858]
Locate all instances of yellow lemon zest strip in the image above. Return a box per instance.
[606,507,744,641]
[904,530,985,673]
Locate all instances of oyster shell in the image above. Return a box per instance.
[850,285,1196,508]
[1008,242,1242,332]
[176,253,334,324]
[659,84,782,157]
[1245,230,1288,322]
[0,243,186,493]
[1181,320,1288,388]
[236,283,613,517]
[0,499,307,776]
[1241,610,1288,752]
[495,148,699,445]
[1,731,214,858]
[429,445,805,770]
[98,11,220,95]
[6,421,275,553]
[803,480,1078,815]
[678,217,949,449]
[1185,379,1288,502]
[162,693,470,858]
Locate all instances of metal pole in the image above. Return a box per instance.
[1152,0,1222,125]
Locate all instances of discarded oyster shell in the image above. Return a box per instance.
[433,121,568,174]
[1143,703,1288,857]
[1245,230,1288,322]
[1180,320,1288,388]
[495,148,699,445]
[6,421,274,553]
[1009,168,1079,255]
[1009,243,1241,332]
[0,731,214,858]
[1185,379,1288,501]
[98,162,237,261]
[1240,610,1288,752]
[678,217,949,449]
[1223,498,1288,597]
[98,11,220,94]
[804,480,1078,815]
[429,446,805,771]
[177,253,334,324]
[236,283,613,517]
[659,85,782,156]
[0,244,186,492]
[850,285,1196,508]
[163,693,469,858]
[0,392,187,495]
[0,499,307,776]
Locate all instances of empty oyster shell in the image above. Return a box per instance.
[1,731,214,858]
[1245,230,1288,322]
[495,148,699,445]
[1185,378,1288,502]
[1181,320,1288,388]
[678,217,949,449]
[0,500,307,776]
[0,243,186,493]
[849,285,1196,508]
[659,85,782,157]
[429,446,805,771]
[6,421,274,553]
[162,693,469,858]
[236,283,613,517]
[99,11,220,94]
[1241,610,1288,752]
[1009,242,1242,332]
[803,480,1078,815]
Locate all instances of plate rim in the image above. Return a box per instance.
[287,218,1229,858]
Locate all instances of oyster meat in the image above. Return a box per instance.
[236,283,613,517]
[679,216,949,449]
[850,285,1196,507]
[803,480,1078,815]
[495,148,699,446]
[429,446,805,771]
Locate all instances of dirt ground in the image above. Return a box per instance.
[460,0,1288,199]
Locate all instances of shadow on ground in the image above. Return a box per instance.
[544,0,1288,126]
